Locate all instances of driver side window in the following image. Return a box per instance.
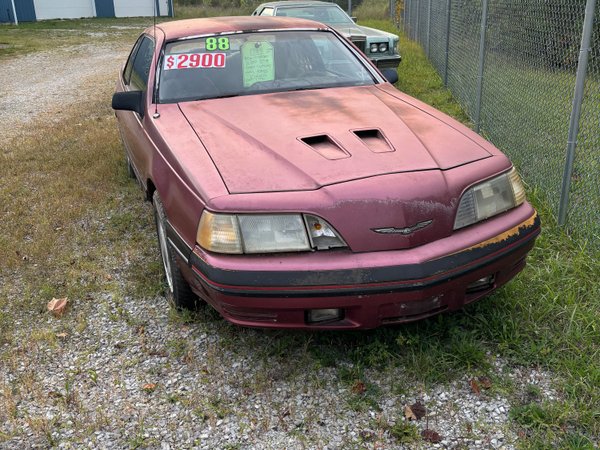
[129,36,155,91]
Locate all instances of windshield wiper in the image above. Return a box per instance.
[183,92,249,102]
[288,86,331,92]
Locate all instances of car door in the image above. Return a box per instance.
[117,34,155,188]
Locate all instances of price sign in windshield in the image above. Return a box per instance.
[164,53,226,70]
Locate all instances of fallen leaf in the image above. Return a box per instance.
[47,298,68,317]
[410,401,426,420]
[404,405,417,421]
[421,429,442,443]
[142,383,157,392]
[470,378,481,396]
[479,376,492,389]
[352,381,366,394]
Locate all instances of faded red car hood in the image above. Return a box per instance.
[178,85,491,194]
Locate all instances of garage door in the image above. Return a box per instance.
[33,0,95,20]
[113,0,169,18]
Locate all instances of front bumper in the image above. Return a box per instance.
[371,54,402,70]
[177,204,540,329]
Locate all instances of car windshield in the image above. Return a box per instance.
[276,5,354,25]
[158,30,375,103]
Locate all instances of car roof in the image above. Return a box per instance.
[258,1,343,8]
[154,16,326,40]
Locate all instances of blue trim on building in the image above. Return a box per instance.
[167,0,173,17]
[15,0,35,21]
[0,0,13,23]
[95,0,115,18]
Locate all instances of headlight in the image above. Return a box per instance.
[238,215,309,253]
[454,167,526,230]
[197,212,346,254]
[378,43,388,52]
[370,43,379,53]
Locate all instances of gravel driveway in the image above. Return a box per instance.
[0,39,558,450]
[0,43,126,142]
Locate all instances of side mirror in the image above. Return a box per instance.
[381,68,398,84]
[351,16,357,22]
[112,91,145,117]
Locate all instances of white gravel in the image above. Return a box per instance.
[0,35,561,449]
[0,43,127,141]
[0,288,560,449]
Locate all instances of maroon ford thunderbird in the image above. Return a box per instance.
[112,16,540,329]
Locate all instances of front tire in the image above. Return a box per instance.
[153,191,198,310]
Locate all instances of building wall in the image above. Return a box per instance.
[113,0,169,18]
[0,0,171,22]
[33,0,95,20]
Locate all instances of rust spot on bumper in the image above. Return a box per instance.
[465,212,538,252]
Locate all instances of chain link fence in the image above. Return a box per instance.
[402,0,599,251]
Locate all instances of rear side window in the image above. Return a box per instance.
[130,36,155,91]
[123,36,143,84]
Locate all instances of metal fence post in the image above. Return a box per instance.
[408,0,412,39]
[347,0,352,16]
[443,0,451,85]
[558,0,597,225]
[474,0,489,133]
[390,0,396,23]
[415,0,420,42]
[426,0,432,57]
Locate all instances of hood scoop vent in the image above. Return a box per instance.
[300,134,350,160]
[353,128,395,153]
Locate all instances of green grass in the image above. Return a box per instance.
[0,7,254,59]
[353,0,392,21]
[0,18,152,59]
[174,4,259,19]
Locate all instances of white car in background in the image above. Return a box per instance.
[252,1,401,69]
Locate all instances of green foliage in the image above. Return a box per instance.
[354,0,390,21]
[389,421,420,444]
[174,0,262,10]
